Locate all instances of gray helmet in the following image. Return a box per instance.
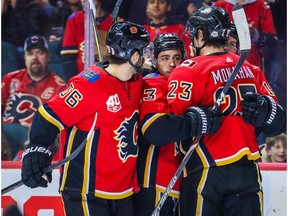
[106,21,150,61]
[184,6,231,41]
[153,33,186,59]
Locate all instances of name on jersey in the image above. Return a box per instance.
[211,65,255,85]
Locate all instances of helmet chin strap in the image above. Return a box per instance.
[193,42,206,56]
[128,56,145,74]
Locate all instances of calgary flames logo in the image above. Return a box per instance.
[114,111,139,163]
[130,26,138,34]
[3,93,42,126]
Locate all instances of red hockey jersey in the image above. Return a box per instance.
[61,11,112,73]
[61,11,85,73]
[30,62,143,199]
[1,69,66,127]
[138,73,181,198]
[167,52,278,171]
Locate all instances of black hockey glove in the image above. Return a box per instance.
[185,106,223,138]
[21,144,52,188]
[241,92,277,127]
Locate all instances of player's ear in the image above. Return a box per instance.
[131,50,140,65]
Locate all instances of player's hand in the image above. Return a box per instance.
[185,106,223,138]
[241,92,277,127]
[21,144,52,188]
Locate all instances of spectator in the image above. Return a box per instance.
[134,33,186,216]
[214,0,277,69]
[61,0,113,81]
[268,0,286,41]
[186,1,198,18]
[143,0,192,58]
[118,0,146,24]
[260,0,287,115]
[173,0,204,23]
[2,35,67,128]
[260,133,287,162]
[2,0,49,68]
[56,0,82,28]
[48,0,82,41]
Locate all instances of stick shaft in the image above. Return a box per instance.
[112,0,123,23]
[2,113,98,195]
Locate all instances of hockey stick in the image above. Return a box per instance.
[151,5,251,216]
[2,113,98,195]
[87,0,103,61]
[112,0,123,24]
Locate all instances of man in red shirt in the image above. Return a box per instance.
[2,35,66,128]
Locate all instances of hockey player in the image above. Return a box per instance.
[224,22,239,54]
[167,6,286,216]
[134,33,187,216]
[21,21,150,216]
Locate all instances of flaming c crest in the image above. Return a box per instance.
[114,111,139,162]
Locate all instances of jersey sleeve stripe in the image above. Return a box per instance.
[38,106,65,131]
[143,145,155,188]
[141,113,167,134]
[60,50,79,55]
[60,126,78,191]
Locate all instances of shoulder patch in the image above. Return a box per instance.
[144,73,159,79]
[81,70,100,83]
[68,12,76,19]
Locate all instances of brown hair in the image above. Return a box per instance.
[265,133,287,150]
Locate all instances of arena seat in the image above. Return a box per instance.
[1,41,20,77]
[2,123,29,159]
[48,40,66,82]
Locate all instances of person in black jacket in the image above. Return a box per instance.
[2,0,49,67]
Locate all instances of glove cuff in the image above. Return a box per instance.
[186,107,209,134]
[263,96,277,126]
[22,145,52,160]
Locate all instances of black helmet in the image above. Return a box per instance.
[106,21,150,61]
[184,6,231,41]
[153,33,186,59]
[230,22,238,41]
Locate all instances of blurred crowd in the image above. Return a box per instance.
[1,0,286,162]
